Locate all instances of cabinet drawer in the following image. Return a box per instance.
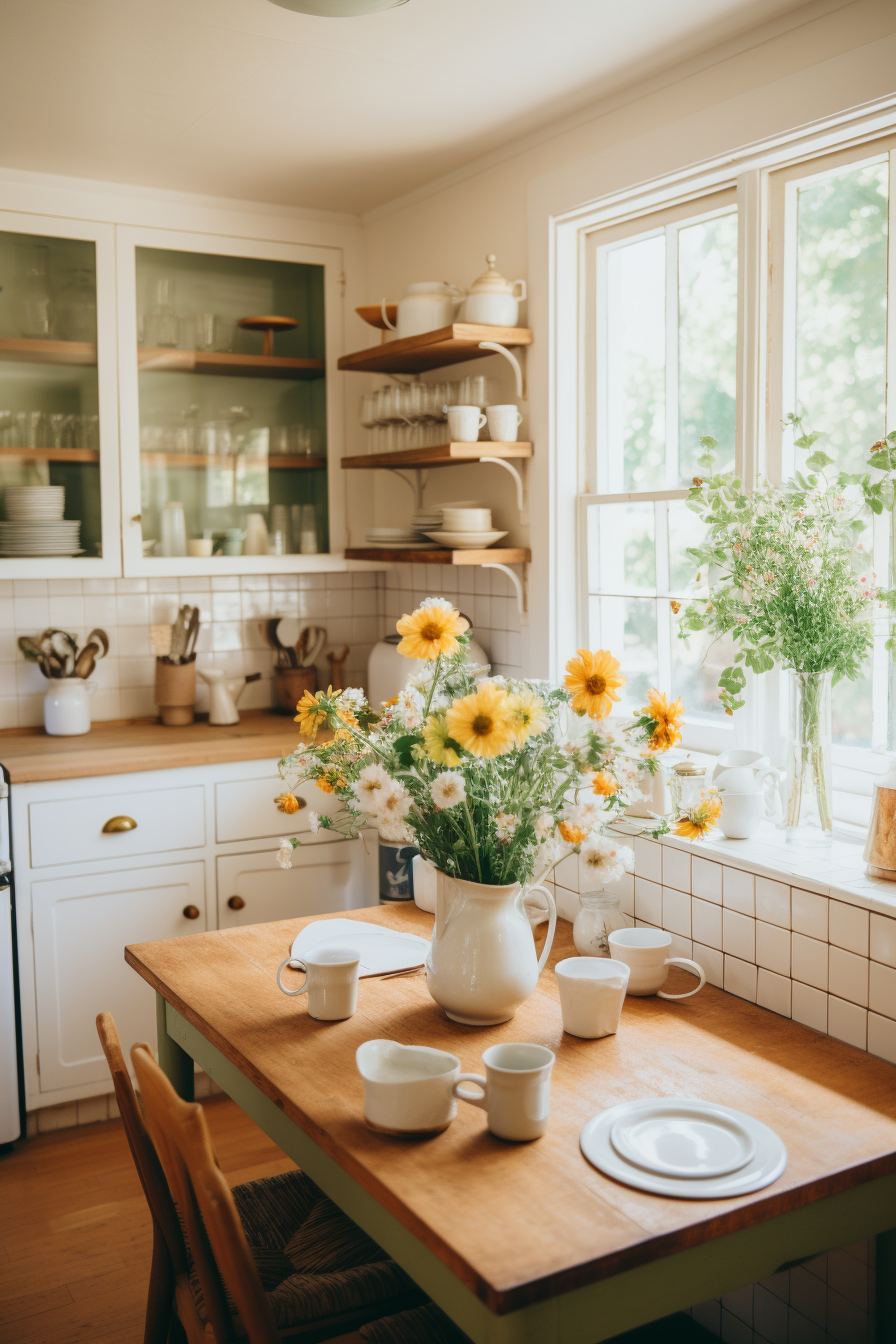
[218,834,377,927]
[29,785,205,868]
[216,772,341,843]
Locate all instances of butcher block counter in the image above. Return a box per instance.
[0,711,305,783]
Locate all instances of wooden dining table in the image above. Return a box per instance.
[126,904,896,1344]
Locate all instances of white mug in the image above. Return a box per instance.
[485,404,523,443]
[356,1039,460,1135]
[719,790,774,840]
[453,1042,554,1141]
[555,957,630,1038]
[607,928,706,1000]
[276,946,360,1020]
[445,405,487,442]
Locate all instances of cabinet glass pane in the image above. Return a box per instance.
[0,230,101,559]
[135,246,327,558]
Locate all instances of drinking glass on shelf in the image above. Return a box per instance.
[0,411,12,447]
[359,394,377,428]
[299,503,318,555]
[270,425,291,456]
[143,278,179,348]
[18,244,53,338]
[57,269,97,343]
[49,413,68,449]
[191,313,220,352]
[461,375,490,408]
[198,420,233,457]
[271,504,292,555]
[14,411,46,449]
[161,502,188,557]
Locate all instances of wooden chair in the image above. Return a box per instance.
[129,1037,424,1344]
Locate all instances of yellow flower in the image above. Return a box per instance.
[446,683,516,759]
[422,714,461,767]
[558,820,588,844]
[592,771,617,797]
[673,795,722,841]
[316,777,335,794]
[507,688,549,744]
[383,695,399,707]
[642,689,685,753]
[564,649,626,720]
[275,793,300,815]
[396,602,467,660]
[294,688,329,737]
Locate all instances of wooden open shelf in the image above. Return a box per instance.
[0,337,97,367]
[341,441,532,470]
[337,324,532,375]
[345,547,530,566]
[137,348,325,380]
[141,453,326,471]
[0,446,99,463]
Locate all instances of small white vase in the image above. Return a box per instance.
[425,871,556,1026]
[43,679,96,736]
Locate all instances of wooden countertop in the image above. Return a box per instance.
[126,906,896,1315]
[0,712,302,783]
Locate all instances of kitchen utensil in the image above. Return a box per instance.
[41,629,78,677]
[182,608,200,662]
[445,405,486,442]
[74,643,99,680]
[160,502,187,557]
[356,1040,461,1136]
[289,919,429,977]
[555,957,630,1039]
[440,508,492,532]
[297,624,326,667]
[276,946,360,1021]
[237,315,298,357]
[150,624,172,658]
[579,1098,787,1198]
[43,679,96,736]
[463,255,527,327]
[607,928,706,999]
[485,404,523,442]
[198,668,261,725]
[383,282,465,340]
[326,645,350,691]
[423,529,507,549]
[453,1043,555,1142]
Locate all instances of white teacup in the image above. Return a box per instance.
[719,790,772,840]
[277,946,360,1020]
[607,928,706,1000]
[356,1039,460,1135]
[441,507,492,532]
[453,1042,554,1141]
[187,538,213,557]
[445,405,487,442]
[555,957,630,1038]
[485,404,523,443]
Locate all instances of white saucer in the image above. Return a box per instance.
[423,529,507,549]
[580,1097,787,1198]
[290,918,430,977]
[609,1099,755,1178]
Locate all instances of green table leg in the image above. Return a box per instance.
[155,991,194,1101]
[876,1227,896,1343]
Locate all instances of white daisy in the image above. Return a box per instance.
[534,812,555,839]
[430,772,466,809]
[495,811,518,840]
[308,812,321,834]
[420,596,454,612]
[351,763,392,811]
[277,838,294,870]
[579,836,634,884]
[380,783,412,821]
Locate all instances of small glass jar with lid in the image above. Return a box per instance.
[670,759,706,815]
[572,890,629,958]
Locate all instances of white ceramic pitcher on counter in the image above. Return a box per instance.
[425,871,556,1025]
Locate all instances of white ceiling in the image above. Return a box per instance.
[0,0,815,216]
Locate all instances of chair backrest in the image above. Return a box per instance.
[95,1011,189,1277]
[131,1041,280,1344]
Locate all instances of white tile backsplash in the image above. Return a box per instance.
[755,877,790,928]
[692,855,723,903]
[722,866,754,915]
[792,887,829,941]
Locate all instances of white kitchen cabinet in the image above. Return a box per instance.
[31,860,206,1093]
[215,771,340,843]
[29,782,205,867]
[217,832,376,928]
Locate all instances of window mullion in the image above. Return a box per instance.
[665,225,679,490]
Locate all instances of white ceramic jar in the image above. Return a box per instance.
[392,282,465,339]
[463,255,526,327]
[43,679,96,736]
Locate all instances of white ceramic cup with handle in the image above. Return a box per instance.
[453,1042,554,1141]
[445,405,487,442]
[607,928,706,1000]
[276,946,360,1020]
[485,404,523,443]
[555,957,630,1038]
[356,1039,461,1135]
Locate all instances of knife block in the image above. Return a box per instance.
[155,657,197,726]
[274,666,316,716]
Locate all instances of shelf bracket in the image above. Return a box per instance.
[478,341,526,400]
[482,562,529,626]
[479,456,528,525]
[386,467,428,511]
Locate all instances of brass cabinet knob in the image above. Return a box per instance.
[227,896,246,911]
[182,905,200,920]
[102,815,137,833]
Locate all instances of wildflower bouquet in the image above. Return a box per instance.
[276,598,684,888]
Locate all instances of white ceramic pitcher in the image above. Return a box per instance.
[425,871,557,1026]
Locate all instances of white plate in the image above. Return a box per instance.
[363,541,441,550]
[580,1097,787,1199]
[290,918,430,977]
[609,1099,755,1178]
[423,529,507,549]
[0,549,84,557]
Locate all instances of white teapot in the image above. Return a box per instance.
[382,281,465,340]
[462,254,526,327]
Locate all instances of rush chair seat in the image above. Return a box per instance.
[360,1304,472,1343]
[96,1013,422,1344]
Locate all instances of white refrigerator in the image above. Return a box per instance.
[0,775,21,1148]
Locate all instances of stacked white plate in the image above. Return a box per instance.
[579,1096,787,1198]
[411,509,443,532]
[5,485,65,521]
[424,528,507,549]
[364,527,438,551]
[0,521,82,556]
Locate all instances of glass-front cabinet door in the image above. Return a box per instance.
[117,228,342,575]
[0,212,120,575]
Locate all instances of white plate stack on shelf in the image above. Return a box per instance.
[411,507,443,539]
[424,503,507,550]
[364,527,438,551]
[579,1097,787,1198]
[0,486,82,556]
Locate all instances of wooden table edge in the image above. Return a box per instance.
[128,943,896,1319]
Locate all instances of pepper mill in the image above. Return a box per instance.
[863,758,896,879]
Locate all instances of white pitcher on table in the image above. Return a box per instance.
[425,870,556,1026]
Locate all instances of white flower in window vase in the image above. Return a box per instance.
[273,607,682,1025]
[679,417,896,849]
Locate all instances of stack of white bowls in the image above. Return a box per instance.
[411,507,443,539]
[424,502,507,550]
[1,486,82,556]
[364,527,437,550]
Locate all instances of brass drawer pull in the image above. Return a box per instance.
[227,896,246,911]
[102,816,137,834]
[182,905,200,920]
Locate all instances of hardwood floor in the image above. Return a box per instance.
[0,1095,295,1344]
